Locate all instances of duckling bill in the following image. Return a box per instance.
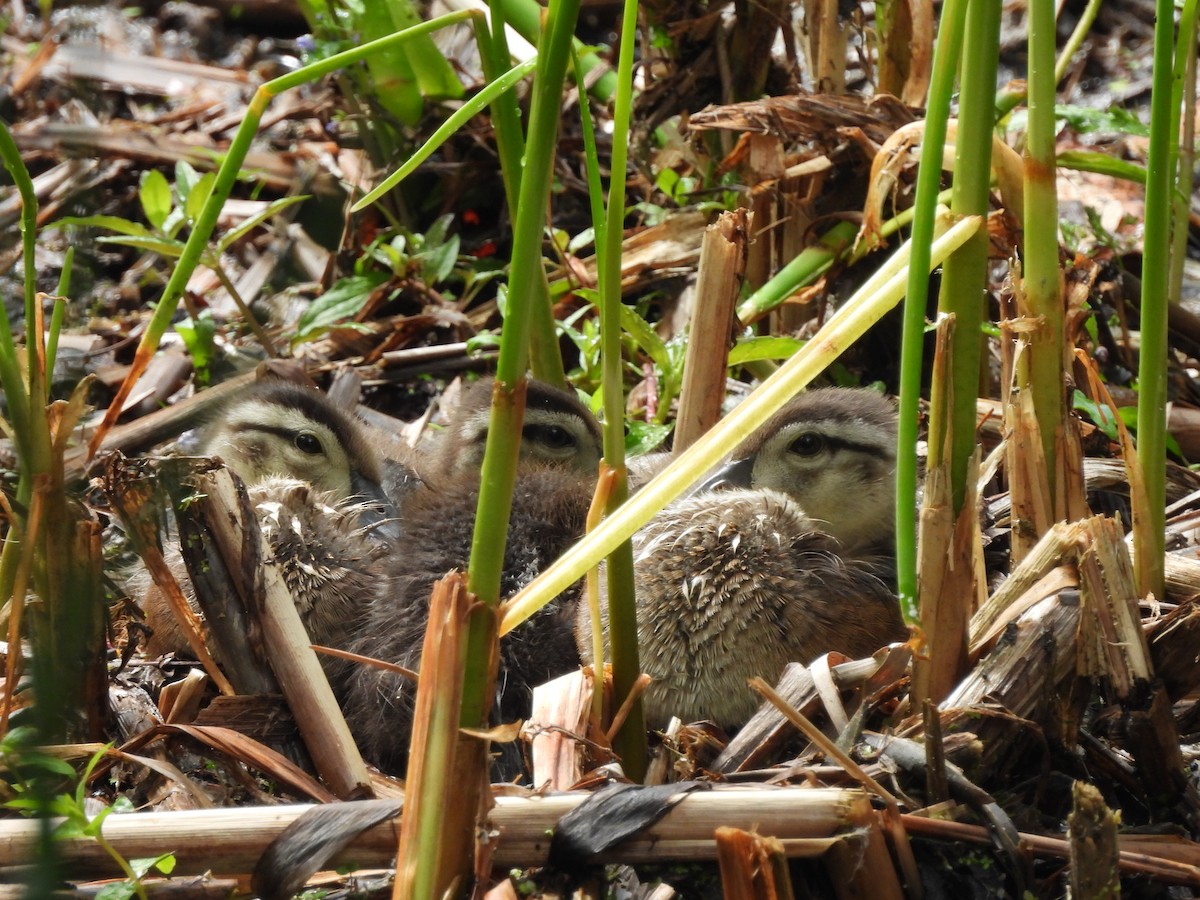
[577,387,908,730]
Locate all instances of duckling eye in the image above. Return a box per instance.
[789,433,825,457]
[294,432,323,455]
[526,424,575,452]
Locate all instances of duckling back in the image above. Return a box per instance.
[341,465,593,777]
[341,379,602,778]
[577,386,907,730]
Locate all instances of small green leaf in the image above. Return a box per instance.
[131,852,177,878]
[177,313,217,384]
[185,172,216,222]
[57,215,153,238]
[175,161,202,199]
[97,236,186,257]
[294,273,389,342]
[618,305,670,373]
[424,213,453,247]
[94,881,137,900]
[728,335,805,366]
[138,170,172,231]
[217,195,310,253]
[626,420,673,455]
[418,232,460,285]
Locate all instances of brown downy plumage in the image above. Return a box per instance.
[577,387,908,730]
[340,379,601,778]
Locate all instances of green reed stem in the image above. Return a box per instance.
[1134,0,1184,599]
[895,0,969,618]
[594,0,646,781]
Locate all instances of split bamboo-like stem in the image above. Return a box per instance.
[715,827,796,900]
[195,466,372,800]
[674,208,752,453]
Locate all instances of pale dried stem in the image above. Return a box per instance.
[196,466,372,800]
[675,208,752,453]
[2,789,876,878]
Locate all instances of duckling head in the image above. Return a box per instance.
[200,381,386,503]
[439,378,603,477]
[701,387,897,554]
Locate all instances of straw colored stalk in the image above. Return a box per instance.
[675,208,752,453]
[395,573,477,900]
[187,464,372,800]
[716,828,796,900]
[0,789,876,879]
[914,315,987,703]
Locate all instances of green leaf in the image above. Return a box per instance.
[131,853,177,878]
[217,195,310,253]
[618,304,670,373]
[174,161,202,200]
[94,881,137,900]
[728,335,805,366]
[177,312,217,383]
[138,170,172,231]
[56,215,153,238]
[185,172,216,223]
[626,420,672,455]
[1056,149,1147,185]
[294,272,390,342]
[418,232,460,285]
[1055,104,1149,137]
[424,212,453,247]
[97,236,186,257]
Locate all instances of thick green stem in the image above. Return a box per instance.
[1134,0,1182,599]
[595,0,646,782]
[462,0,582,722]
[895,0,969,618]
[1021,0,1066,511]
[927,0,1000,511]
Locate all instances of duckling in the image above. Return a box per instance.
[431,378,603,479]
[576,387,908,730]
[138,380,399,659]
[340,379,601,777]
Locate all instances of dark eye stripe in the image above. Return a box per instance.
[786,432,891,457]
[231,423,328,455]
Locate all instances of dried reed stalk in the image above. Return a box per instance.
[675,208,752,452]
[394,572,474,899]
[192,465,371,800]
[0,789,876,879]
[715,827,795,900]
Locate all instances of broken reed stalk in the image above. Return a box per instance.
[748,677,923,895]
[715,828,795,900]
[395,573,474,900]
[102,457,234,697]
[674,208,752,453]
[914,316,985,703]
[0,788,877,878]
[189,465,372,800]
